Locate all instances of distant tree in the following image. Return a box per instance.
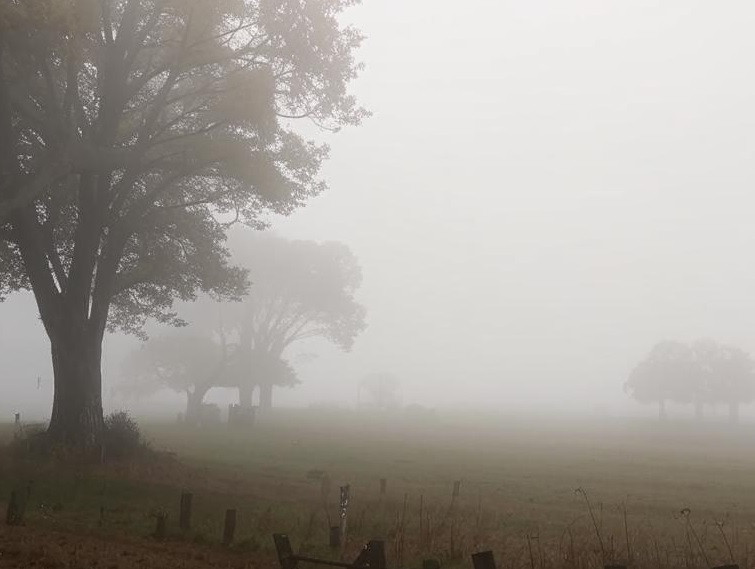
[0,1,365,445]
[358,372,401,410]
[692,340,755,423]
[229,233,366,410]
[122,334,237,424]
[624,341,695,420]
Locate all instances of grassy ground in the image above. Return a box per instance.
[2,410,755,568]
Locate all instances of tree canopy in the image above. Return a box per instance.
[121,333,237,422]
[0,0,365,445]
[625,339,755,421]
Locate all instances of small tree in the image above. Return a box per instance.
[0,0,365,445]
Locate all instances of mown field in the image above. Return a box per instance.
[2,409,755,568]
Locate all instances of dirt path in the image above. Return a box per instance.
[0,523,270,569]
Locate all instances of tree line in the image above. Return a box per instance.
[624,339,755,422]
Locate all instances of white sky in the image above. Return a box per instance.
[4,0,755,418]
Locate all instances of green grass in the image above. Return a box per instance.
[3,410,755,568]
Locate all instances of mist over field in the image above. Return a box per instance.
[5,3,755,569]
[3,1,755,423]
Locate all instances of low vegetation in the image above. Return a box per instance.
[2,410,755,568]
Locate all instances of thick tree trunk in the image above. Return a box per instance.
[259,383,273,411]
[658,399,667,421]
[47,332,104,447]
[238,383,256,408]
[186,385,210,425]
[729,401,739,424]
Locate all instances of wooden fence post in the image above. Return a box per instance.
[5,490,22,526]
[154,512,167,539]
[472,550,496,569]
[339,485,350,545]
[223,509,237,545]
[452,480,461,499]
[273,533,298,569]
[329,525,341,548]
[179,492,193,531]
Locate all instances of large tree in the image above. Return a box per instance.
[229,233,366,409]
[0,0,365,445]
[121,333,236,423]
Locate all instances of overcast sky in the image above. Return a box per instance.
[4,1,755,418]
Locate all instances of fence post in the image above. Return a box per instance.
[472,551,496,569]
[339,485,350,545]
[154,512,167,539]
[273,534,298,569]
[329,526,341,548]
[179,492,193,531]
[5,490,22,526]
[452,480,461,499]
[223,509,237,545]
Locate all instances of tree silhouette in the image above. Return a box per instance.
[692,340,755,423]
[626,339,755,422]
[229,233,366,409]
[0,1,365,445]
[358,372,401,410]
[121,334,237,424]
[625,341,695,420]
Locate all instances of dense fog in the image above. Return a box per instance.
[3,0,755,421]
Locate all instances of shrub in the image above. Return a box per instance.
[103,411,146,460]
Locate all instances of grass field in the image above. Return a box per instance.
[2,409,755,568]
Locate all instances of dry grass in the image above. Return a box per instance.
[2,410,755,568]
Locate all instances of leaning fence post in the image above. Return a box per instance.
[223,509,237,545]
[179,492,193,531]
[273,534,298,569]
[472,550,496,569]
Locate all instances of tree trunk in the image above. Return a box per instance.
[658,399,667,421]
[47,331,104,447]
[729,401,739,424]
[259,383,273,411]
[694,400,704,421]
[238,383,256,408]
[186,385,210,425]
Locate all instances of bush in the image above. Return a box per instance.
[103,411,146,460]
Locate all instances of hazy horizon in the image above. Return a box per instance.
[4,0,755,421]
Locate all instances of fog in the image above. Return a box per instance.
[4,0,755,419]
